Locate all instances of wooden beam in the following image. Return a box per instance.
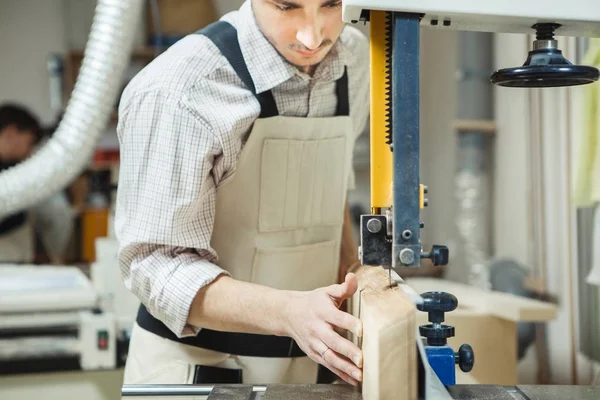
[350,266,417,400]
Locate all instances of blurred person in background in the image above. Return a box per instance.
[0,104,75,264]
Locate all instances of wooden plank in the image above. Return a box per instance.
[350,266,417,400]
[406,278,557,322]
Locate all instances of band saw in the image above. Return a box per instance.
[120,1,600,399]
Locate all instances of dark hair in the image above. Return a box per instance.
[0,103,43,143]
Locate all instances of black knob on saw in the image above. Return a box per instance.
[417,292,457,322]
[455,344,475,372]
[417,292,458,346]
[490,23,599,88]
[421,245,449,266]
[419,324,455,346]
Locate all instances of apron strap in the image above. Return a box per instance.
[136,303,306,358]
[335,66,350,117]
[197,21,279,118]
[198,21,351,119]
[0,212,27,236]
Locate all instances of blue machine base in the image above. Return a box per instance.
[425,344,456,386]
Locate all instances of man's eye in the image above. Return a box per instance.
[274,3,295,12]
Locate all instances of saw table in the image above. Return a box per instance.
[121,383,600,399]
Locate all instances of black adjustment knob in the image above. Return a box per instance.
[417,292,457,322]
[417,292,458,346]
[491,23,599,88]
[455,344,475,372]
[421,245,449,266]
[419,324,454,346]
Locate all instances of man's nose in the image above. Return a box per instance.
[296,16,324,50]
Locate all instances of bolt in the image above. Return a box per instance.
[358,246,363,260]
[400,249,415,265]
[420,221,425,229]
[423,185,429,194]
[431,19,438,26]
[424,198,429,207]
[443,19,451,27]
[367,218,382,233]
[402,230,413,240]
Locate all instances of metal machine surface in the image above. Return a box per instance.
[342,0,600,36]
[121,384,600,399]
[0,263,132,376]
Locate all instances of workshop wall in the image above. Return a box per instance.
[0,0,146,125]
[0,0,67,124]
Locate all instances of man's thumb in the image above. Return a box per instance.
[340,273,358,298]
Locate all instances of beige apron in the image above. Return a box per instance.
[0,218,34,263]
[124,113,355,385]
[124,19,356,386]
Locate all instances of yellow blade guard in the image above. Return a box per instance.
[369,11,393,212]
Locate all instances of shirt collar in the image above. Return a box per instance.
[230,0,357,94]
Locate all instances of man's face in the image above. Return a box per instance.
[252,0,345,74]
[0,126,37,162]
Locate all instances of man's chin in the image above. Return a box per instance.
[286,53,326,71]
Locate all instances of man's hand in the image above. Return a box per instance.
[284,273,363,386]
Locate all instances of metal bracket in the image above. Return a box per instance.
[391,12,422,269]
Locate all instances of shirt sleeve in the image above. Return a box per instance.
[115,89,229,338]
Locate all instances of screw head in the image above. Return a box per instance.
[367,218,382,233]
[399,248,415,265]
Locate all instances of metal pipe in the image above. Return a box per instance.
[122,385,268,397]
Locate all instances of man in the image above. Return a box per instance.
[0,103,43,262]
[116,0,369,386]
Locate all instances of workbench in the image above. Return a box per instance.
[121,383,600,399]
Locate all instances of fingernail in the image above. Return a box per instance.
[353,355,362,367]
[352,371,362,381]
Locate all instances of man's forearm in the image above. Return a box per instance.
[188,202,359,336]
[188,275,294,337]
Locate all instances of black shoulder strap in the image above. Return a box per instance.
[335,67,350,117]
[0,212,27,236]
[197,21,279,118]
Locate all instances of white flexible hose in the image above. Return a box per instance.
[0,0,145,218]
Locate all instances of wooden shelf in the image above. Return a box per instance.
[454,119,496,134]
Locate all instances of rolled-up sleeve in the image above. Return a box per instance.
[115,89,229,338]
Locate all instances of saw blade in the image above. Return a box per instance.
[384,11,393,148]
